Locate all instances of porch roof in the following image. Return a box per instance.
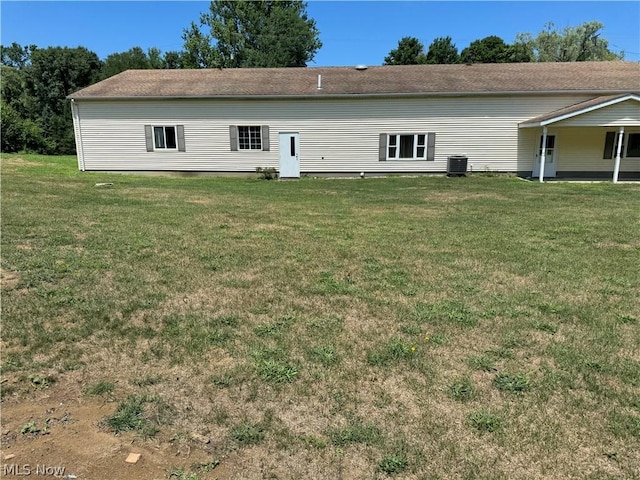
[519,93,640,128]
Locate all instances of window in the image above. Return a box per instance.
[380,133,435,161]
[238,126,262,150]
[154,126,177,149]
[229,125,270,151]
[603,131,640,159]
[626,133,640,158]
[144,125,185,152]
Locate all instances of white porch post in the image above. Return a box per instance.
[613,126,624,183]
[539,126,547,183]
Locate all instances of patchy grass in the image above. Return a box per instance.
[2,154,640,479]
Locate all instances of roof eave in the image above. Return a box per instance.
[68,89,640,101]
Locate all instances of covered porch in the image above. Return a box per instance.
[519,94,640,183]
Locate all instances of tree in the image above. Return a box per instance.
[384,37,426,65]
[99,46,168,79]
[425,36,459,64]
[25,46,102,154]
[0,42,36,69]
[515,21,623,62]
[460,36,512,63]
[182,0,322,68]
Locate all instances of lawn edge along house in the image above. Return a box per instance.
[68,62,640,181]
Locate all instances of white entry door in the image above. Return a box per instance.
[532,134,557,178]
[279,132,300,178]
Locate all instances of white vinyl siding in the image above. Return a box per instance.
[553,100,640,128]
[73,94,599,173]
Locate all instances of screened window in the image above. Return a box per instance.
[153,126,177,150]
[388,134,427,160]
[238,126,262,150]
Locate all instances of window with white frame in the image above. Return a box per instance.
[238,126,262,150]
[153,126,177,149]
[387,133,426,160]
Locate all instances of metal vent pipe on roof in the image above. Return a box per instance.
[317,74,322,90]
[355,64,368,70]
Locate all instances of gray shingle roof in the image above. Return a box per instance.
[69,62,640,99]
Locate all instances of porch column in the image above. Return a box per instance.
[539,126,547,183]
[613,126,624,183]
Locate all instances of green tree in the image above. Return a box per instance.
[0,42,36,69]
[460,36,512,63]
[384,36,427,65]
[25,46,102,154]
[99,46,168,79]
[183,0,322,68]
[515,21,622,62]
[425,36,459,64]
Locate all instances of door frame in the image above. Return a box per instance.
[279,132,300,179]
[532,133,557,178]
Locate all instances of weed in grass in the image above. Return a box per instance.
[232,423,265,445]
[308,345,339,366]
[367,338,416,366]
[448,376,476,402]
[300,434,327,449]
[616,314,637,325]
[84,381,114,396]
[378,453,409,475]
[467,410,503,434]
[494,373,531,394]
[102,395,159,438]
[168,467,201,480]
[255,358,299,383]
[20,420,48,435]
[29,374,55,389]
[466,355,497,372]
[329,420,381,446]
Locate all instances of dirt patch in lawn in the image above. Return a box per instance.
[0,269,20,290]
[0,378,234,480]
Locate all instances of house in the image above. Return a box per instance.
[68,62,640,181]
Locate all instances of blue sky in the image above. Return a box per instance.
[1,1,638,65]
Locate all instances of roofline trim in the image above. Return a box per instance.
[519,93,640,128]
[67,89,639,101]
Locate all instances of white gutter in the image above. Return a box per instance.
[71,99,85,171]
[613,127,624,184]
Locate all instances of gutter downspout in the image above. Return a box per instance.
[613,126,624,184]
[71,99,85,171]
[539,126,547,183]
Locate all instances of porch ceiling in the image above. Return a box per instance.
[519,93,640,128]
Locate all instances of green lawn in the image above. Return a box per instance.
[2,154,639,479]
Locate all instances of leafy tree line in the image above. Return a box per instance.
[1,2,624,154]
[384,21,623,65]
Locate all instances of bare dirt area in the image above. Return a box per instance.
[0,378,232,480]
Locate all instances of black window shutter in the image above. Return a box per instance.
[177,125,186,152]
[379,134,387,161]
[427,132,436,161]
[603,131,615,159]
[144,125,154,152]
[230,125,238,151]
[261,125,270,151]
